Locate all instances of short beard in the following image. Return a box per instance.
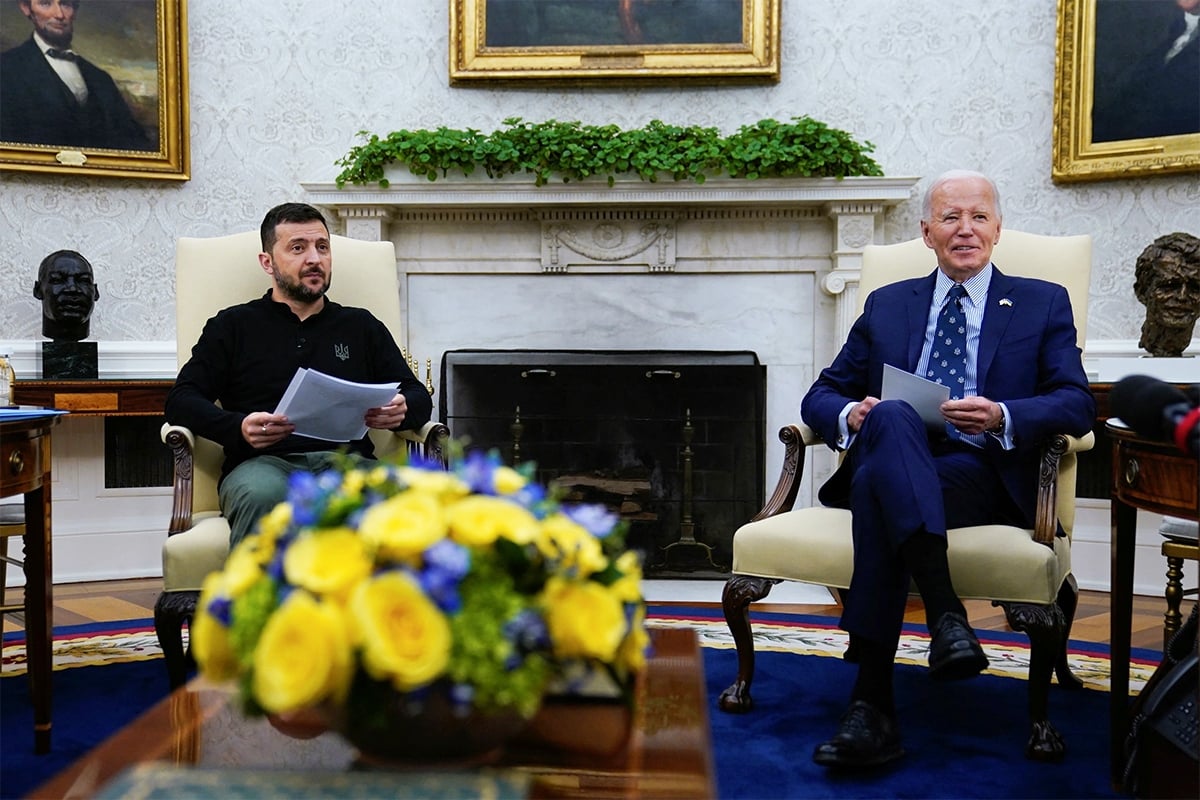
[39,29,73,49]
[274,271,329,304]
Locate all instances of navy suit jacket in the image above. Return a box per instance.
[801,266,1095,528]
[0,37,152,150]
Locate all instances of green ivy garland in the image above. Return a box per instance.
[335,116,883,188]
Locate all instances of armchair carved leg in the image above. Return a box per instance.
[154,590,199,689]
[718,575,780,713]
[999,594,1071,762]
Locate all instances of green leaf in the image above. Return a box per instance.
[334,117,883,186]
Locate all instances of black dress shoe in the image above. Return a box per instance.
[928,611,989,681]
[812,700,904,768]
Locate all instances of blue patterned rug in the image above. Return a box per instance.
[1,609,1159,799]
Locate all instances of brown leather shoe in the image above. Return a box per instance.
[812,700,904,768]
[928,611,989,681]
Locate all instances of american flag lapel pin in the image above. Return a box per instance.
[999,298,1013,307]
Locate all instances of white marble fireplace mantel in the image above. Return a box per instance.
[302,174,919,492]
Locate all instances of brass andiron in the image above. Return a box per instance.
[659,409,724,570]
[510,406,523,465]
[401,350,437,397]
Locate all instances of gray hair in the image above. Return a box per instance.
[921,170,1002,221]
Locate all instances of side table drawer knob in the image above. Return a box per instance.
[8,449,24,476]
[1123,457,1140,487]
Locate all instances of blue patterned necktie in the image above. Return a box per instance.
[927,284,969,438]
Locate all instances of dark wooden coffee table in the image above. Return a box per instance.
[33,627,714,799]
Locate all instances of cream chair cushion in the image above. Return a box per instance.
[734,516,1072,604]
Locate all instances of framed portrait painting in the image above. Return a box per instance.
[0,0,189,180]
[1053,0,1199,182]
[450,0,779,83]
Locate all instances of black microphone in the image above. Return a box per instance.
[1110,374,1200,457]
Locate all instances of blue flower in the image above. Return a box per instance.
[420,539,470,613]
[505,608,551,654]
[207,595,232,625]
[563,503,619,538]
[457,450,504,495]
[449,682,475,709]
[286,472,323,526]
[513,482,549,516]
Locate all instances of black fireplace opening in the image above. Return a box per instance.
[440,350,765,578]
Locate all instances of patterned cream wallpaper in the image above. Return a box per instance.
[1,0,1196,348]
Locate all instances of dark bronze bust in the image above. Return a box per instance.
[1133,232,1200,358]
[32,249,100,342]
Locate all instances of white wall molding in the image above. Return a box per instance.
[0,340,176,380]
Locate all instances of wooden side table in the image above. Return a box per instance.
[1,414,64,753]
[1106,419,1199,789]
[12,378,173,417]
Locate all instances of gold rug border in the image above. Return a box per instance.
[2,618,1158,693]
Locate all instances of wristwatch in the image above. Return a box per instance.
[987,409,1005,435]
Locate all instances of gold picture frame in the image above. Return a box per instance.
[450,0,779,84]
[1053,0,1199,183]
[0,0,189,181]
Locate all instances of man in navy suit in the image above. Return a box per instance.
[801,170,1095,769]
[0,0,152,150]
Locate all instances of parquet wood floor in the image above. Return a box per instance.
[0,577,1180,653]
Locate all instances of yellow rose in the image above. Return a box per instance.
[610,551,644,603]
[365,465,391,489]
[491,465,527,495]
[446,495,539,547]
[397,467,470,503]
[256,502,292,554]
[191,573,238,680]
[349,572,451,692]
[543,577,627,662]
[283,527,373,602]
[223,539,266,597]
[537,514,607,577]
[251,591,353,713]
[340,468,366,498]
[617,604,650,674]
[358,491,447,562]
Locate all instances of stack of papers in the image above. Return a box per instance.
[881,364,949,431]
[274,368,399,441]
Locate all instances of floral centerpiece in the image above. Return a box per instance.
[191,450,648,760]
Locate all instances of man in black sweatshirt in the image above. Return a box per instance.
[165,203,431,545]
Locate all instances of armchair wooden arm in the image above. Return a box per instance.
[1032,431,1094,546]
[161,423,197,537]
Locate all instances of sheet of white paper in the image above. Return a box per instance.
[273,368,399,442]
[881,363,950,432]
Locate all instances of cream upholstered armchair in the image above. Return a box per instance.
[155,230,449,688]
[717,230,1095,762]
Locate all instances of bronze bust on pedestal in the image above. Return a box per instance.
[32,249,100,378]
[1134,232,1200,358]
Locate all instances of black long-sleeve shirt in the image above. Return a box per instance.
[165,291,432,480]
